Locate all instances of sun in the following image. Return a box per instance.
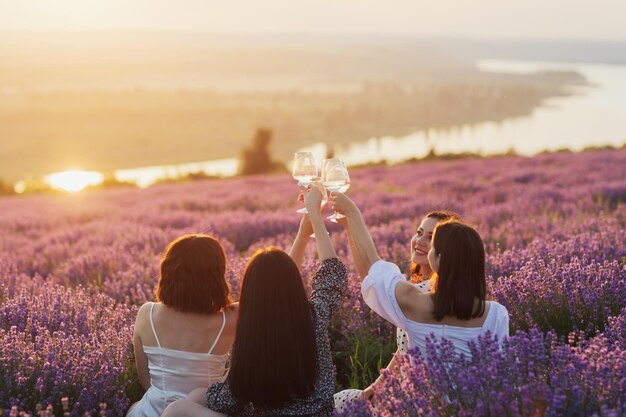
[44,170,104,192]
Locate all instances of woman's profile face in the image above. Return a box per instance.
[427,244,440,273]
[410,216,439,265]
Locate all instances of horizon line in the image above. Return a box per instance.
[1,29,625,44]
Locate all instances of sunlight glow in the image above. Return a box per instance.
[114,158,239,188]
[44,170,104,192]
[13,181,27,194]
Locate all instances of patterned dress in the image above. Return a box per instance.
[205,258,348,417]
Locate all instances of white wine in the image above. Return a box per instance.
[294,174,317,185]
[323,180,347,191]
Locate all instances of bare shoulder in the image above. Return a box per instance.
[133,302,155,340]
[223,302,239,328]
[395,281,421,308]
[135,302,155,323]
[395,281,430,319]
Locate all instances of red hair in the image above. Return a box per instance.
[156,234,232,314]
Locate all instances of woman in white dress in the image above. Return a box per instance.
[333,211,461,410]
[330,193,509,409]
[126,234,238,417]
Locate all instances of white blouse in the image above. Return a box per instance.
[396,280,430,353]
[362,260,509,357]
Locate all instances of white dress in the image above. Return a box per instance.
[126,303,229,417]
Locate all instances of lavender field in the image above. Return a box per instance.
[1,149,625,416]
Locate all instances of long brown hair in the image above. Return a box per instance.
[431,221,486,321]
[156,234,232,314]
[409,210,461,282]
[227,247,317,407]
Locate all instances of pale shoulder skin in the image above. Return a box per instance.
[132,301,239,391]
[394,282,433,322]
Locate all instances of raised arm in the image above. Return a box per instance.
[331,192,380,278]
[302,184,336,261]
[288,214,314,268]
[336,216,370,279]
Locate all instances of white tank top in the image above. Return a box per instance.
[126,303,229,417]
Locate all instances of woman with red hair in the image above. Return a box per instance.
[127,235,238,417]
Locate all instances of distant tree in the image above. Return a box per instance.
[239,128,285,176]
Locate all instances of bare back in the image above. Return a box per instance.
[136,302,238,355]
[396,281,491,328]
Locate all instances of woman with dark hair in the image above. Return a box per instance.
[162,185,348,417]
[330,193,509,407]
[127,235,238,417]
[334,210,461,409]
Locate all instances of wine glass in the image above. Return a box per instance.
[322,158,350,221]
[292,152,318,214]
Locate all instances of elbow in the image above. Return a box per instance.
[140,379,150,391]
[137,368,151,390]
[356,266,369,280]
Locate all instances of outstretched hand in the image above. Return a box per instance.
[297,190,328,213]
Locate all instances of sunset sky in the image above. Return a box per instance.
[1,0,625,40]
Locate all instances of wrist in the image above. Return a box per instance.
[298,226,313,236]
[307,207,323,218]
[344,207,361,219]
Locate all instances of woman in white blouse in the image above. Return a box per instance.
[333,210,461,410]
[330,193,509,408]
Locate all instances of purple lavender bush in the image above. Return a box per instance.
[0,149,625,414]
[336,313,626,417]
[0,277,136,416]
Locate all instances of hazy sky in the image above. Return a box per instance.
[1,0,625,40]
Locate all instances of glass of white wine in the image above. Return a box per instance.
[322,158,350,221]
[292,152,319,214]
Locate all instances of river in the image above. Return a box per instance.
[57,60,626,189]
[328,60,626,166]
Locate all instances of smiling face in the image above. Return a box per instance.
[410,216,440,265]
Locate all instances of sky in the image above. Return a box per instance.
[1,0,626,40]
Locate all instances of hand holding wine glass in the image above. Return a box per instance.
[330,191,360,219]
[298,182,328,238]
[322,158,351,220]
[302,184,325,214]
